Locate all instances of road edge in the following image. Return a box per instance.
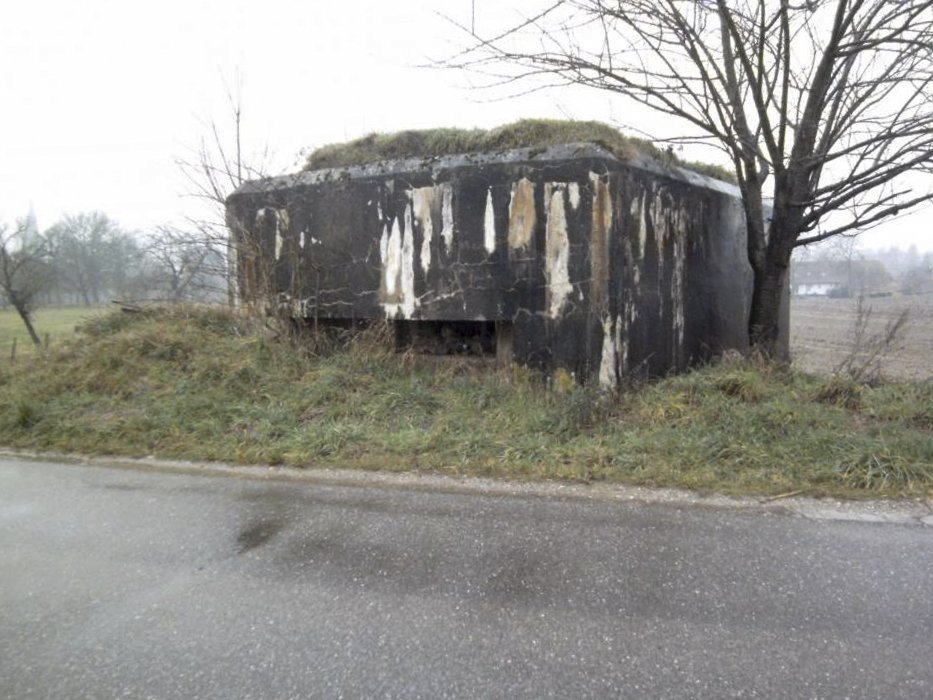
[2,448,931,527]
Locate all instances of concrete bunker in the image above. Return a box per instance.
[227,139,768,388]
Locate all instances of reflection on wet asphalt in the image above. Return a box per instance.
[2,458,932,700]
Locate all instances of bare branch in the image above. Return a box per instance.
[449,0,933,354]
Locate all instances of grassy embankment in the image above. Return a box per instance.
[1,305,931,498]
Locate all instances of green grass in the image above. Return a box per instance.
[1,305,930,499]
[0,307,103,363]
[303,118,736,183]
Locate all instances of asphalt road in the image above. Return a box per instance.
[1,457,932,700]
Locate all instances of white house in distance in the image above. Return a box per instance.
[792,260,891,297]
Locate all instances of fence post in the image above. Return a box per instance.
[10,337,16,366]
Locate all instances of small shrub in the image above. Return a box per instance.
[184,306,242,335]
[77,308,146,338]
[13,399,41,429]
[833,293,909,386]
[558,387,608,435]
[636,390,693,424]
[815,375,863,410]
[714,371,765,402]
[869,382,933,430]
[525,385,608,439]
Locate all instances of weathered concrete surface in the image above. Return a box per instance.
[2,456,931,700]
[228,144,783,385]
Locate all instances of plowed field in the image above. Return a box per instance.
[790,295,933,381]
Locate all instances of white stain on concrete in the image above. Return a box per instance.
[630,195,647,260]
[484,188,497,254]
[615,314,624,381]
[381,216,402,297]
[399,203,416,317]
[545,183,572,318]
[299,231,306,249]
[378,190,419,318]
[260,208,288,261]
[379,205,418,319]
[599,315,618,390]
[440,184,454,252]
[654,191,666,258]
[508,178,536,250]
[569,182,581,209]
[412,187,436,273]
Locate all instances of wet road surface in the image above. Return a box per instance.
[1,457,932,699]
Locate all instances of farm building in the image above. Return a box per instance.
[791,260,892,297]
[226,125,782,388]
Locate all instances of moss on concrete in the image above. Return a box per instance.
[303,119,735,182]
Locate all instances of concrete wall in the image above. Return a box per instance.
[227,144,763,387]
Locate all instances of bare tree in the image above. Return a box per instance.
[0,220,52,347]
[144,225,223,302]
[175,77,270,306]
[46,212,121,306]
[451,0,933,356]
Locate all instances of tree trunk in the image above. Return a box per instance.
[748,261,789,359]
[11,300,43,348]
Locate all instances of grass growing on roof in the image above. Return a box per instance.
[303,118,736,182]
[1,305,930,498]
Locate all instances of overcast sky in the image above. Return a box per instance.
[2,0,931,252]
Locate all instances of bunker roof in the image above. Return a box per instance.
[230,121,740,200]
[301,119,734,183]
[232,142,738,201]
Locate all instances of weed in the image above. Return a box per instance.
[865,381,933,430]
[833,293,910,386]
[815,375,864,410]
[835,450,933,490]
[545,386,609,438]
[13,399,41,429]
[78,309,145,339]
[714,370,766,402]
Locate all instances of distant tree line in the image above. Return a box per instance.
[2,212,227,309]
[0,78,269,349]
[0,212,228,346]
